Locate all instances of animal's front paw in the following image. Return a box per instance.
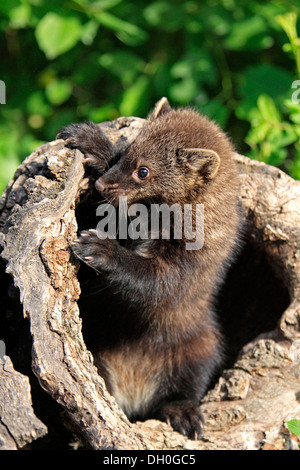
[72,229,118,271]
[57,121,114,173]
[155,400,204,440]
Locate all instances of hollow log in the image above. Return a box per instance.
[0,116,299,450]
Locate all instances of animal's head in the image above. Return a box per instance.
[95,98,231,206]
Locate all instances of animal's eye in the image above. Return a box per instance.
[137,167,149,180]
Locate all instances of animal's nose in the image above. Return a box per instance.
[95,177,106,193]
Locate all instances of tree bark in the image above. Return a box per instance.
[0,356,47,449]
[0,116,299,450]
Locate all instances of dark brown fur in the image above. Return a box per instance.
[57,98,241,439]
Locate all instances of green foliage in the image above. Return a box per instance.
[242,11,300,179]
[277,12,300,74]
[286,419,300,448]
[287,419,300,437]
[1,0,300,193]
[35,13,83,60]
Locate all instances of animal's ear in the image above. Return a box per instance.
[178,148,221,180]
[150,97,172,120]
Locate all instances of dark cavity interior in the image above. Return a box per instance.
[215,237,290,367]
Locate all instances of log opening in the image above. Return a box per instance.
[217,233,291,367]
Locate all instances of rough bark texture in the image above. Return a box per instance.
[0,116,299,450]
[0,356,47,449]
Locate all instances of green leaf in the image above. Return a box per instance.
[81,19,99,46]
[247,121,271,142]
[26,91,52,118]
[98,51,145,86]
[257,95,281,122]
[286,419,300,437]
[290,113,300,125]
[7,2,31,28]
[119,76,149,116]
[92,10,147,45]
[284,99,300,124]
[35,13,82,59]
[170,52,218,89]
[277,13,298,44]
[73,0,122,8]
[88,104,119,123]
[45,79,72,106]
[169,77,198,104]
[289,148,300,179]
[268,147,287,167]
[97,0,123,8]
[225,16,268,51]
[277,12,300,74]
[144,2,171,27]
[0,155,19,194]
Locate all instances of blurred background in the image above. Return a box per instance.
[1,0,300,194]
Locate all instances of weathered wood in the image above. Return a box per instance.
[0,127,151,450]
[0,116,299,450]
[0,356,47,449]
